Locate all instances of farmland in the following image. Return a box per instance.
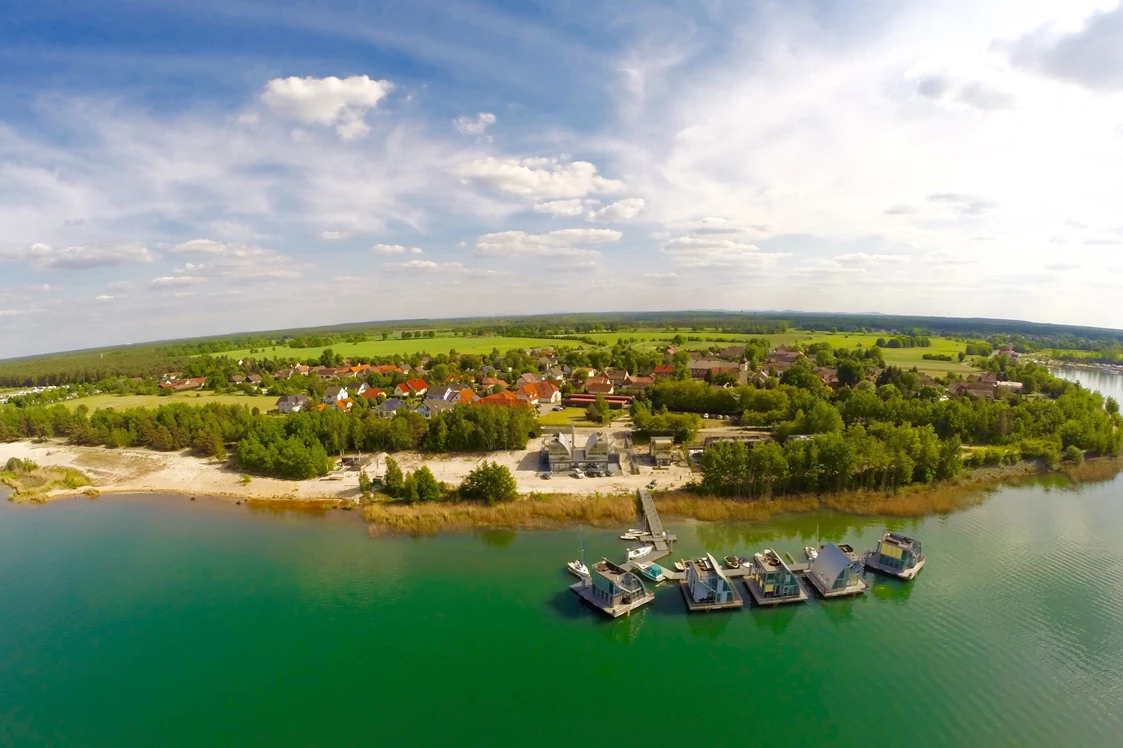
[212,336,583,362]
[63,392,278,412]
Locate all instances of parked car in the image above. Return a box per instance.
[572,469,585,479]
[647,479,658,489]
[552,406,564,411]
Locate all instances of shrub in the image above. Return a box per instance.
[458,461,518,505]
[1064,445,1085,465]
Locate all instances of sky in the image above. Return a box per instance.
[2,0,1123,357]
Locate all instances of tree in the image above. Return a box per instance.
[358,470,373,495]
[383,456,404,497]
[459,461,518,505]
[319,348,336,367]
[414,466,441,502]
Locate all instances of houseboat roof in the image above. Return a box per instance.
[753,549,794,574]
[810,543,858,584]
[593,559,644,592]
[880,532,920,552]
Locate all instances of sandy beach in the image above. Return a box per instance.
[0,438,696,503]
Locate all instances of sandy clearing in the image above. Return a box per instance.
[0,437,697,502]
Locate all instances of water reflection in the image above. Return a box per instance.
[685,607,735,641]
[749,603,799,635]
[474,528,518,550]
[869,578,915,604]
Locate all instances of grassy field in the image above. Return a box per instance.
[212,336,583,361]
[63,392,278,412]
[537,407,621,427]
[582,329,979,375]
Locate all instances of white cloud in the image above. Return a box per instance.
[645,272,679,279]
[0,309,26,317]
[456,157,624,199]
[587,197,646,222]
[152,275,205,286]
[95,294,114,301]
[372,243,424,255]
[833,252,910,265]
[320,230,352,240]
[454,112,497,135]
[474,228,620,258]
[18,242,155,270]
[533,199,586,217]
[260,75,394,140]
[170,239,303,283]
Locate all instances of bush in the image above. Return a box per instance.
[1064,445,1085,465]
[4,457,38,473]
[458,461,518,505]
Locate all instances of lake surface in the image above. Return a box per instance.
[1,369,1122,747]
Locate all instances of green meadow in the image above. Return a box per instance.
[63,392,278,412]
[214,336,583,362]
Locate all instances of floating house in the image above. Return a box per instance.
[571,559,654,618]
[680,553,744,612]
[864,532,926,580]
[805,543,868,599]
[744,549,808,606]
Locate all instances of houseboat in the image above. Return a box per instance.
[680,553,744,612]
[571,559,654,618]
[804,543,868,599]
[743,549,808,606]
[864,532,926,580]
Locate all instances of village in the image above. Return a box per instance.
[148,338,1031,498]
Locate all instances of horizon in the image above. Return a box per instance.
[4,306,1123,363]
[3,1,1123,358]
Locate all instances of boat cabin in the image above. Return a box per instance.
[744,549,807,606]
[681,553,743,611]
[865,532,926,579]
[806,543,867,598]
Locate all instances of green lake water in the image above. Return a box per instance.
[2,368,1122,746]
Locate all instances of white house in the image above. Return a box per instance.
[324,386,349,404]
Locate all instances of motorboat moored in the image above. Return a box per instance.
[567,560,590,578]
[804,546,819,561]
[724,555,741,569]
[627,546,652,561]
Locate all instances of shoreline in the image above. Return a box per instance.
[4,438,1120,535]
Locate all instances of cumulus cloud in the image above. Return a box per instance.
[833,253,910,265]
[260,75,394,140]
[384,259,506,277]
[21,242,155,270]
[914,74,1014,111]
[456,157,624,199]
[170,239,303,283]
[474,228,621,258]
[372,243,424,255]
[453,112,497,135]
[320,230,352,240]
[95,295,114,301]
[587,198,646,222]
[533,199,586,217]
[660,218,787,269]
[1007,5,1123,91]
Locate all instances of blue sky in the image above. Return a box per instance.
[2,0,1123,357]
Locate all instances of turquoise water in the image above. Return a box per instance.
[0,368,1121,746]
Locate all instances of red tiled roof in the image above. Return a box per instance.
[406,378,428,392]
[361,388,384,400]
[654,365,675,374]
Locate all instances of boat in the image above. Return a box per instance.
[627,546,652,560]
[724,555,741,569]
[619,531,642,540]
[567,560,590,578]
[628,528,645,535]
[804,546,819,561]
[673,560,686,572]
[635,563,666,583]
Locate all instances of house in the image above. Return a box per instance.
[805,543,868,598]
[604,369,634,387]
[584,376,614,395]
[562,393,633,410]
[681,554,743,611]
[333,398,354,412]
[650,436,675,466]
[355,382,369,396]
[425,385,459,402]
[996,381,1024,394]
[275,394,310,414]
[350,364,371,376]
[545,367,566,380]
[516,372,539,387]
[474,390,530,408]
[864,531,926,580]
[689,358,746,381]
[751,370,770,387]
[624,375,654,389]
[951,381,997,400]
[416,399,456,418]
[371,364,405,376]
[395,378,429,397]
[653,364,676,379]
[516,385,539,406]
[162,377,206,392]
[294,365,310,376]
[377,398,407,417]
[457,388,476,404]
[719,345,745,361]
[744,549,808,606]
[544,426,615,473]
[573,559,654,618]
[247,374,263,385]
[813,368,839,388]
[480,376,502,392]
[517,381,560,405]
[360,387,384,401]
[230,375,246,384]
[324,386,349,404]
[275,368,294,380]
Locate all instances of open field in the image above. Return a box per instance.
[537,406,622,427]
[63,392,278,411]
[213,335,583,361]
[582,329,979,375]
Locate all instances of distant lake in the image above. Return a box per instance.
[2,374,1122,745]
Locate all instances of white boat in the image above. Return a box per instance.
[619,532,642,540]
[567,560,589,578]
[628,528,645,535]
[673,560,685,572]
[627,546,652,561]
[804,546,819,561]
